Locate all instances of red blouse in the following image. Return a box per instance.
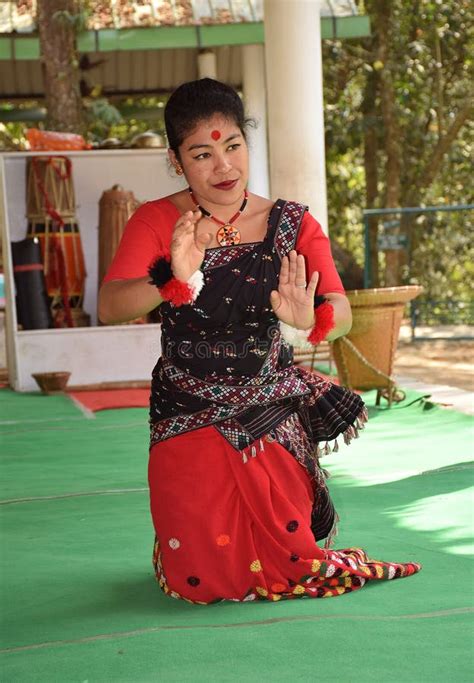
[103,198,345,295]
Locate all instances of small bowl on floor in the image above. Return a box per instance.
[32,371,71,395]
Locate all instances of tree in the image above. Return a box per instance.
[323,0,473,293]
[37,0,86,134]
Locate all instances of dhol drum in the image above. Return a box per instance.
[27,221,86,301]
[98,185,138,285]
[98,185,145,325]
[26,156,89,327]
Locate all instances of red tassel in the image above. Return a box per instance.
[307,301,335,345]
[159,277,194,306]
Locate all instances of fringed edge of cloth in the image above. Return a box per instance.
[315,405,369,458]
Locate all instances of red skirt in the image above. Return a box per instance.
[148,426,421,604]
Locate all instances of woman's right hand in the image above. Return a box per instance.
[170,209,213,281]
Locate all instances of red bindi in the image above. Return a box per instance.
[211,130,221,140]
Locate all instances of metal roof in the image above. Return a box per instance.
[1,1,359,33]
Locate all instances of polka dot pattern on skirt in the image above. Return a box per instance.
[286,520,299,532]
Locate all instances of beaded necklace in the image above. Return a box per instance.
[188,187,249,246]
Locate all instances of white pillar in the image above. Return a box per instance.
[263,0,328,233]
[241,44,270,198]
[197,50,217,79]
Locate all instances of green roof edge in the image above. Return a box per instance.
[0,16,370,60]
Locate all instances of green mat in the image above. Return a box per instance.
[1,388,473,682]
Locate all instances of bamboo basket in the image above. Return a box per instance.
[331,286,423,406]
[293,340,333,373]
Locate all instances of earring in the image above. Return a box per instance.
[175,165,183,176]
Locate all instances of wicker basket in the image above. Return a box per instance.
[331,286,423,405]
[293,340,333,373]
[32,371,71,394]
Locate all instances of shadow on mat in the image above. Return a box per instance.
[331,462,473,557]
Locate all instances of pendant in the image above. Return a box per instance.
[216,224,241,247]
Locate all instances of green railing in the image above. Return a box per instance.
[363,204,474,340]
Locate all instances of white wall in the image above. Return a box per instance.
[4,149,185,325]
[1,150,185,390]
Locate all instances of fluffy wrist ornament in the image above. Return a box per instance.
[279,296,335,349]
[148,253,204,306]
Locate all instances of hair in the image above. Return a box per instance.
[164,78,253,160]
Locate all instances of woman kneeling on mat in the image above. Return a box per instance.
[99,78,421,604]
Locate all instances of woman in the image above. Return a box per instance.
[99,78,420,604]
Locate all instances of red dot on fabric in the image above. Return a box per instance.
[271,582,287,593]
[216,534,230,546]
[211,130,221,140]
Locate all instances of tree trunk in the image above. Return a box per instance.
[362,69,380,287]
[37,0,85,134]
[372,0,403,286]
[331,241,364,291]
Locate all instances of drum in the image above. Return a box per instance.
[27,222,86,300]
[97,185,145,325]
[98,184,139,285]
[11,237,52,330]
[26,156,89,327]
[27,156,75,223]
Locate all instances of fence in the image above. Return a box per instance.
[363,204,474,340]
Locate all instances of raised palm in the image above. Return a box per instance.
[270,250,319,329]
[170,209,212,281]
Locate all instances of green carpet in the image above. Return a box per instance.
[1,388,473,682]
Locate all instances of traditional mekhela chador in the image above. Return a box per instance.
[104,195,421,604]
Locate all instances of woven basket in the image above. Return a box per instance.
[293,340,333,373]
[331,286,423,394]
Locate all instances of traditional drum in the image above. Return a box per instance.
[98,185,139,285]
[26,222,86,299]
[26,156,89,327]
[98,185,143,324]
[11,237,52,330]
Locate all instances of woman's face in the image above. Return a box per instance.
[171,114,249,206]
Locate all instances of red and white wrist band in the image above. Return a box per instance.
[279,300,335,348]
[148,254,204,307]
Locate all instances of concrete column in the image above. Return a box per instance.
[263,0,328,233]
[197,50,217,79]
[241,44,270,198]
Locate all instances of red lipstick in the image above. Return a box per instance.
[213,179,238,190]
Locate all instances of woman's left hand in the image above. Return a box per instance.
[270,250,319,329]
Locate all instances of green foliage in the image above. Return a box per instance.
[322,0,473,318]
[86,96,167,144]
[408,209,474,305]
[85,98,123,139]
[52,8,89,33]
